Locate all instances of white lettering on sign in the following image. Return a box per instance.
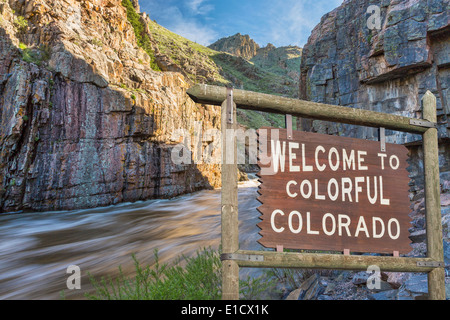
[284,176,390,205]
[257,129,411,254]
[270,143,403,174]
[269,210,401,240]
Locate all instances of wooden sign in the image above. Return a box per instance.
[257,128,412,254]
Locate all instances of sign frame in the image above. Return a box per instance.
[187,84,446,301]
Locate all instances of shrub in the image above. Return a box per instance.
[14,15,28,33]
[89,38,103,47]
[19,42,51,66]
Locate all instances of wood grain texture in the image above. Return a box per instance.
[187,84,431,134]
[235,250,440,272]
[422,91,446,300]
[257,128,412,254]
[221,98,239,300]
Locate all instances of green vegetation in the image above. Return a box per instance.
[19,42,51,66]
[89,38,103,47]
[121,0,160,71]
[119,1,300,130]
[86,248,222,300]
[250,46,302,82]
[146,18,228,85]
[86,248,277,300]
[145,21,298,129]
[14,15,28,33]
[237,109,288,130]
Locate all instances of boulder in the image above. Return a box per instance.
[400,274,429,300]
[409,230,427,243]
[369,289,398,300]
[286,274,325,300]
[352,271,370,285]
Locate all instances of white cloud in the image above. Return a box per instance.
[171,19,218,45]
[152,4,218,45]
[263,0,344,47]
[140,0,343,48]
[186,0,214,15]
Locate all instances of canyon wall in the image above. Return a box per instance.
[0,0,221,213]
[299,0,449,190]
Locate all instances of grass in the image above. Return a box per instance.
[86,248,222,300]
[121,0,160,71]
[85,247,278,300]
[146,18,228,85]
[120,0,299,130]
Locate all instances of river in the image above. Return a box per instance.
[0,179,264,300]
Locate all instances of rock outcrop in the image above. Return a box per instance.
[209,34,302,90]
[300,0,449,142]
[299,0,449,194]
[208,33,260,60]
[0,0,221,212]
[251,44,303,85]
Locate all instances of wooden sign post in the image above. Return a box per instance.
[422,91,446,300]
[187,84,446,300]
[221,88,239,300]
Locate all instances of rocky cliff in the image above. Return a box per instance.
[299,0,450,251]
[0,0,221,213]
[299,0,449,183]
[300,0,449,140]
[291,0,450,299]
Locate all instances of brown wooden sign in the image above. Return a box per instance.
[257,128,412,254]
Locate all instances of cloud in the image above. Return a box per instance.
[171,19,219,45]
[140,0,344,48]
[150,4,218,45]
[263,0,344,47]
[186,0,214,15]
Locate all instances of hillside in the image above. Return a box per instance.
[147,27,302,129]
[209,33,302,86]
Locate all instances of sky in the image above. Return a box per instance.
[139,0,344,48]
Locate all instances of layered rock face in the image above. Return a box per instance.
[300,0,449,136]
[300,0,450,253]
[0,0,221,212]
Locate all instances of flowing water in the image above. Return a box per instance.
[0,179,264,300]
